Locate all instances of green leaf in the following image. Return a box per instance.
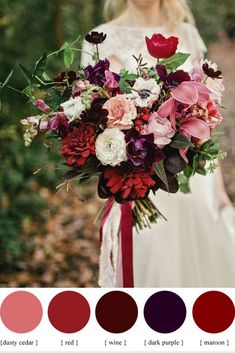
[161,52,190,70]
[63,43,74,69]
[177,174,191,193]
[18,64,33,83]
[33,51,47,77]
[183,164,193,178]
[0,70,13,90]
[170,133,193,149]
[119,79,132,93]
[45,131,58,139]
[192,154,199,173]
[154,161,169,191]
[59,42,69,51]
[196,167,207,176]
[123,73,138,80]
[42,72,52,81]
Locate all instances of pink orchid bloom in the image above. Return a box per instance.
[179,118,210,140]
[171,81,210,105]
[157,81,211,140]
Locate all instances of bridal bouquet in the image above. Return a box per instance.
[20,31,225,234]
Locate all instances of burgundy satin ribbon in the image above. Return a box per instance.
[99,198,134,287]
[120,201,134,287]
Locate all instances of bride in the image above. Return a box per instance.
[81,0,235,287]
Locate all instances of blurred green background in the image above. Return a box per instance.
[0,0,235,287]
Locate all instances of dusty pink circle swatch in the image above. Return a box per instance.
[0,291,43,333]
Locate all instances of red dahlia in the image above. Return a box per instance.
[60,124,96,166]
[100,167,156,202]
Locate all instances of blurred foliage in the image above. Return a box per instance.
[189,0,235,42]
[1,0,235,266]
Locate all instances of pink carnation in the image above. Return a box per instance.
[103,95,137,130]
[143,112,175,148]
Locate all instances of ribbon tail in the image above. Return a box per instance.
[98,199,121,287]
[121,202,134,287]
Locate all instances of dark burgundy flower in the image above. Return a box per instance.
[54,71,78,85]
[125,131,161,171]
[98,167,156,202]
[60,124,96,166]
[156,65,191,88]
[85,31,107,45]
[202,63,222,79]
[85,59,110,86]
[164,70,191,88]
[145,33,179,59]
[81,98,108,125]
[163,146,186,174]
[156,64,168,80]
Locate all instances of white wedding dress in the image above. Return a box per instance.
[82,22,235,287]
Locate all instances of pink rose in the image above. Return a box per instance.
[103,95,137,130]
[143,112,175,148]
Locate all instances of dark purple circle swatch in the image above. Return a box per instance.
[144,291,186,333]
[95,291,138,333]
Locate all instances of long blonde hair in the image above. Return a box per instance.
[103,0,195,30]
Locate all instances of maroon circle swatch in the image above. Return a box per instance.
[193,291,235,333]
[48,291,90,333]
[95,291,138,333]
[0,291,43,333]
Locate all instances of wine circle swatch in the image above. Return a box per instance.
[95,291,138,333]
[48,291,90,333]
[193,291,235,333]
[0,291,43,333]
[144,290,187,333]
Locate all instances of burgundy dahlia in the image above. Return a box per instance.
[85,31,107,45]
[60,124,96,166]
[85,59,110,86]
[99,167,156,202]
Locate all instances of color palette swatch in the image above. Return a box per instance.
[0,289,235,352]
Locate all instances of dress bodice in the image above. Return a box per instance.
[81,22,207,72]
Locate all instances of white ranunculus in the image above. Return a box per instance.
[61,96,85,122]
[95,128,128,166]
[129,77,160,108]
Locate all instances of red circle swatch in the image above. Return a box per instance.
[48,291,90,333]
[95,291,138,333]
[193,291,235,333]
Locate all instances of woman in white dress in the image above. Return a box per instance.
[81,0,235,287]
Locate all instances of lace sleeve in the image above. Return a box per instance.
[80,24,116,66]
[181,23,207,63]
